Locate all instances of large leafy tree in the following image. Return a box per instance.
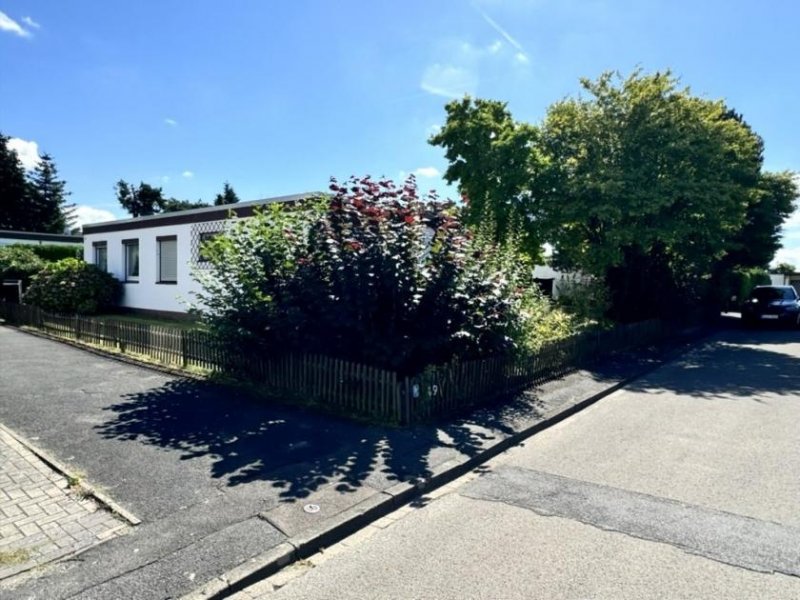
[214,182,240,206]
[432,71,777,321]
[0,133,35,231]
[541,74,760,269]
[539,72,774,319]
[28,153,75,233]
[429,98,543,256]
[721,170,797,270]
[115,180,165,217]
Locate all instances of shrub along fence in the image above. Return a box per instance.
[1,302,674,425]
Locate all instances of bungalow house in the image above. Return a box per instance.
[82,193,587,317]
[81,193,314,317]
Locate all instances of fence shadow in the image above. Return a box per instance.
[94,378,542,502]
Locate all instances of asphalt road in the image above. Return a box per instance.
[249,326,800,599]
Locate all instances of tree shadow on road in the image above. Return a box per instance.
[624,327,800,400]
[94,378,546,503]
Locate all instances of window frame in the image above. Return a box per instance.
[157,235,178,284]
[122,238,139,283]
[92,241,108,272]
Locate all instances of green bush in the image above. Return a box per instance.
[715,267,771,310]
[555,275,611,325]
[22,243,82,262]
[0,245,46,286]
[24,258,122,314]
[193,176,560,374]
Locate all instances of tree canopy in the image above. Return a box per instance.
[431,70,797,320]
[161,198,209,213]
[429,98,542,256]
[115,180,165,217]
[214,182,240,206]
[774,262,797,275]
[28,153,75,233]
[721,171,797,270]
[0,134,74,233]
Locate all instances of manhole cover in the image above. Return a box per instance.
[303,504,321,514]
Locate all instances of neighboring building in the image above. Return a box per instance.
[532,264,588,299]
[770,272,800,295]
[81,194,314,316]
[0,230,83,247]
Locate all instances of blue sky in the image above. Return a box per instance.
[1,0,798,264]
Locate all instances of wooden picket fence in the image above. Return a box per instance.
[0,302,670,425]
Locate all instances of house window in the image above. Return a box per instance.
[93,242,108,272]
[157,236,178,283]
[123,239,139,282]
[197,231,219,263]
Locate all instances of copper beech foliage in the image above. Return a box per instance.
[194,175,536,374]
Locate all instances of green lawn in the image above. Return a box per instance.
[94,313,204,331]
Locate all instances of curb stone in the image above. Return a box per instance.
[180,326,712,600]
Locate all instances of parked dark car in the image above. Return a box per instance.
[741,285,800,327]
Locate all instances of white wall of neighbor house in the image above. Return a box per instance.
[770,274,785,286]
[532,264,588,299]
[83,222,202,313]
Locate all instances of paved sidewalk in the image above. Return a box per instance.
[0,426,128,581]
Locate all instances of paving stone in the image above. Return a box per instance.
[0,426,129,581]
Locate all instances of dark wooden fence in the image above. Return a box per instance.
[0,302,672,425]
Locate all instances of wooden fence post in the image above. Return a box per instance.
[403,376,412,425]
[180,329,188,368]
[116,322,125,353]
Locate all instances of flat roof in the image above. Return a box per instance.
[82,192,321,234]
[0,230,83,243]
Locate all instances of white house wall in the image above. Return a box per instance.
[83,222,205,313]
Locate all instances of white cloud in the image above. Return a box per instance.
[0,11,31,38]
[182,170,194,178]
[488,40,503,54]
[164,118,178,127]
[8,137,41,170]
[475,6,529,63]
[73,206,117,228]
[161,175,171,183]
[21,16,40,29]
[420,63,478,98]
[414,167,441,178]
[515,52,530,64]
